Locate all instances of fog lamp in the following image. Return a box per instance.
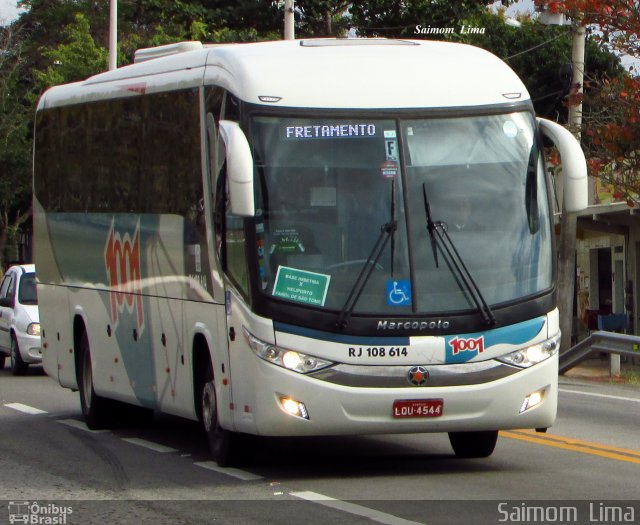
[278,396,309,420]
[520,388,546,413]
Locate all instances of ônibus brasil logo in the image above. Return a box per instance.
[104,218,145,335]
[448,335,484,356]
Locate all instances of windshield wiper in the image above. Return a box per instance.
[421,183,496,326]
[336,221,397,329]
[422,184,439,268]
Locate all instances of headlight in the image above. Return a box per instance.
[27,323,41,336]
[243,328,334,374]
[497,333,560,368]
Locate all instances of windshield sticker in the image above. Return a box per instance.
[381,160,399,179]
[273,266,331,306]
[386,279,412,306]
[270,228,305,254]
[384,130,397,138]
[385,139,398,161]
[284,124,377,139]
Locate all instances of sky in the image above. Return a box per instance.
[0,0,22,25]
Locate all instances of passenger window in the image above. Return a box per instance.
[0,275,11,299]
[2,275,15,299]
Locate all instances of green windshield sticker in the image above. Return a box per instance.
[273,266,331,306]
[270,228,305,254]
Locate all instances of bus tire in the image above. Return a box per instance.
[201,364,236,467]
[10,334,28,376]
[78,330,114,430]
[448,430,498,458]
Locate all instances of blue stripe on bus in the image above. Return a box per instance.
[273,321,411,345]
[444,316,546,364]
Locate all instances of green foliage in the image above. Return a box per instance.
[348,0,491,38]
[295,0,351,37]
[0,25,32,267]
[33,13,108,89]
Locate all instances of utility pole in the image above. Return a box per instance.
[558,21,586,360]
[557,23,585,354]
[109,0,117,70]
[284,0,295,40]
[538,8,586,355]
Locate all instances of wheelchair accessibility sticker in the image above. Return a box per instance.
[387,279,411,306]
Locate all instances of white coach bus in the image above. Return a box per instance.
[33,38,587,465]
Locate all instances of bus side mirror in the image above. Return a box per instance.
[537,117,588,213]
[218,120,255,217]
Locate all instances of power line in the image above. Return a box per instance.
[502,32,566,61]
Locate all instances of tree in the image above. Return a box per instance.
[0,24,31,269]
[536,0,640,204]
[452,8,622,120]
[295,1,351,37]
[33,13,108,89]
[348,0,492,38]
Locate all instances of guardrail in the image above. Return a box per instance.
[559,331,640,375]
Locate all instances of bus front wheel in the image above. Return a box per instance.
[201,367,237,467]
[448,430,498,458]
[78,330,114,429]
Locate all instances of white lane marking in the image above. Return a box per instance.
[290,491,426,525]
[559,388,640,404]
[4,403,48,415]
[121,437,178,453]
[194,461,263,481]
[57,418,109,433]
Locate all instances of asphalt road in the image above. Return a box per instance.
[0,366,639,525]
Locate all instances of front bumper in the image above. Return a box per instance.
[230,353,558,436]
[17,332,42,363]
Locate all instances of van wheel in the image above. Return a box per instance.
[0,354,6,370]
[448,430,498,458]
[10,335,28,376]
[78,330,113,429]
[201,364,237,467]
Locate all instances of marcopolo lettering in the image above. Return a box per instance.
[377,320,450,331]
[285,123,377,139]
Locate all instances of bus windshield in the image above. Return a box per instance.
[250,112,552,316]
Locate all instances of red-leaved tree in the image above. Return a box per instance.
[537,0,640,205]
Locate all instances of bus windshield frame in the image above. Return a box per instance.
[247,108,554,326]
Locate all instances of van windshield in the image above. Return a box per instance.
[250,112,552,316]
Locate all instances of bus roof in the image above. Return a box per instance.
[37,38,530,111]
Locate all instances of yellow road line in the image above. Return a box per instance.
[501,430,640,465]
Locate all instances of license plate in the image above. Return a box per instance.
[392,399,443,418]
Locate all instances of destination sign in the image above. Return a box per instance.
[285,123,377,140]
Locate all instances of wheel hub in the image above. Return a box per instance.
[202,382,216,433]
